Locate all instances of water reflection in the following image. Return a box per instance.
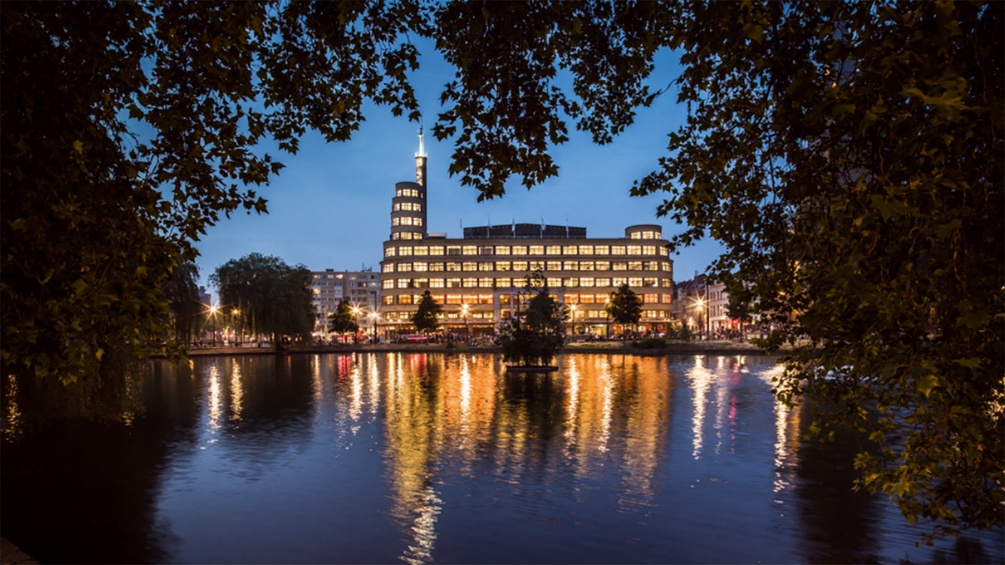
[1,353,1001,564]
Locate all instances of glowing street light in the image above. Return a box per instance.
[569,304,578,337]
[460,304,470,342]
[209,303,219,346]
[368,311,379,344]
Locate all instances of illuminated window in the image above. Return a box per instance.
[563,261,578,270]
[496,278,512,288]
[513,261,528,271]
[529,245,544,255]
[644,294,658,304]
[398,295,412,305]
[495,261,511,271]
[446,262,462,272]
[629,277,643,286]
[429,262,444,272]
[613,277,627,286]
[580,294,595,304]
[643,245,657,255]
[565,294,579,304]
[579,261,594,271]
[446,295,462,304]
[596,277,611,287]
[392,218,400,226]
[398,263,412,272]
[628,261,643,270]
[630,231,642,239]
[643,277,657,287]
[662,262,672,271]
[478,294,493,304]
[546,261,561,271]
[414,262,428,272]
[530,261,545,271]
[447,278,462,288]
[595,261,610,270]
[662,278,673,287]
[594,245,609,255]
[644,261,659,270]
[563,245,578,255]
[478,246,494,255]
[463,262,477,271]
[564,278,579,287]
[429,246,444,256]
[393,203,401,211]
[462,246,477,255]
[447,246,462,256]
[479,278,494,288]
[414,246,428,256]
[382,264,394,273]
[612,245,626,255]
[545,245,561,255]
[499,295,511,305]
[495,245,511,254]
[511,246,527,255]
[399,247,413,256]
[382,280,394,289]
[414,278,429,288]
[579,245,594,255]
[662,294,673,303]
[382,295,394,305]
[547,277,561,288]
[580,277,595,287]
[430,279,445,288]
[463,278,477,288]
[385,247,396,258]
[397,280,409,289]
[612,262,628,271]
[627,245,641,255]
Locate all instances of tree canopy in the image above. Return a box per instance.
[495,274,567,367]
[411,290,443,334]
[329,298,360,337]
[605,283,642,337]
[210,253,314,348]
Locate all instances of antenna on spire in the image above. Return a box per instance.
[416,124,427,158]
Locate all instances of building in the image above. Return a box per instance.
[310,268,381,333]
[673,274,732,337]
[377,130,674,338]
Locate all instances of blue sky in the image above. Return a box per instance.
[195,42,725,293]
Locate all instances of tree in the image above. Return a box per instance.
[163,260,203,346]
[427,1,1003,540]
[2,1,423,395]
[495,274,567,367]
[211,253,314,350]
[605,284,642,340]
[411,291,443,334]
[328,298,360,338]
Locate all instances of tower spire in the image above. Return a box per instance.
[416,125,427,158]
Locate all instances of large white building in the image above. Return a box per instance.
[377,131,675,337]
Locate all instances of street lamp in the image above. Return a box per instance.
[461,304,470,342]
[569,304,578,338]
[232,308,241,346]
[369,311,379,344]
[209,304,218,346]
[693,297,704,340]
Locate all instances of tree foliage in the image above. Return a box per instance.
[1,1,422,390]
[211,253,314,349]
[411,290,442,334]
[163,260,203,345]
[328,298,360,337]
[495,274,567,367]
[605,283,642,337]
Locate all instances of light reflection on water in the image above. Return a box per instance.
[2,353,1002,564]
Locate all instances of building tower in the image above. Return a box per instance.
[389,128,428,241]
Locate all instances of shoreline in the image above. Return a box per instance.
[168,340,777,359]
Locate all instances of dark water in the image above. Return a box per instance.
[2,353,1001,564]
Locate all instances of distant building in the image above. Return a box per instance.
[378,130,675,337]
[198,285,213,308]
[310,269,380,332]
[673,274,732,335]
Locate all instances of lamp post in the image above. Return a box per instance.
[209,304,218,346]
[569,304,578,338]
[351,305,361,344]
[232,308,241,346]
[369,311,379,344]
[461,304,470,342]
[693,297,705,341]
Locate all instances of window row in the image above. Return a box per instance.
[385,244,664,257]
[629,230,661,240]
[382,277,671,290]
[383,260,671,273]
[391,217,423,227]
[395,187,421,198]
[390,232,423,240]
[380,294,672,311]
[392,202,422,212]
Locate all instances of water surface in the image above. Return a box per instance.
[2,353,1001,563]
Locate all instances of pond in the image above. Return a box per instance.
[2,353,1001,564]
